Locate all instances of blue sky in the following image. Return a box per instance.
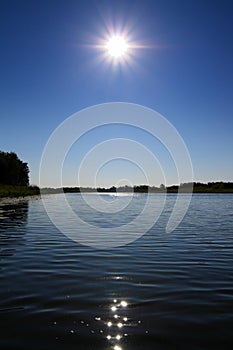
[0,0,232,187]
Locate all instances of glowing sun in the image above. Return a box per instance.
[106,35,128,58]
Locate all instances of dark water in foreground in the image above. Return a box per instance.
[0,194,233,350]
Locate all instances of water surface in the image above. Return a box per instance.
[0,194,233,349]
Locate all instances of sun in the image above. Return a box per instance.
[106,35,128,58]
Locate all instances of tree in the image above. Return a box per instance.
[0,151,29,186]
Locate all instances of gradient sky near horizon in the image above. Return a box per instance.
[0,0,233,187]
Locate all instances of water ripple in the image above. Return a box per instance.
[0,194,233,349]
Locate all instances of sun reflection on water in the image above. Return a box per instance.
[52,295,147,348]
[114,345,122,350]
[105,299,130,350]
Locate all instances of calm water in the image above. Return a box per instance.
[0,194,233,350]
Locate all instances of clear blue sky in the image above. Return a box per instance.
[0,0,232,187]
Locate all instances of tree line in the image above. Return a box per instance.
[41,182,233,194]
[0,151,29,186]
[0,151,40,198]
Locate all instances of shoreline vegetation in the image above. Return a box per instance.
[0,185,40,199]
[0,151,40,200]
[1,182,233,202]
[41,182,233,194]
[1,182,233,201]
[1,150,233,200]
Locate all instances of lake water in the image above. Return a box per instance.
[0,193,233,350]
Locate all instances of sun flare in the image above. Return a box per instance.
[106,35,128,58]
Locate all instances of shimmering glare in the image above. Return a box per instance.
[114,346,122,350]
[120,301,127,307]
[104,297,130,349]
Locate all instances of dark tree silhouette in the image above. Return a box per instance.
[0,151,29,186]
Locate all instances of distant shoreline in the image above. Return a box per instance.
[1,182,233,203]
[1,190,233,206]
[41,182,233,194]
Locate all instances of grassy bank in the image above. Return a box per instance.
[0,185,40,198]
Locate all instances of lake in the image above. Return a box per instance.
[0,193,233,350]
